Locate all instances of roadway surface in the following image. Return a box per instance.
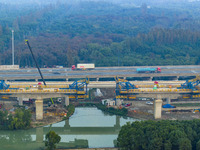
[0,65,200,80]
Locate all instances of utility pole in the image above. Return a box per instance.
[12,30,14,65]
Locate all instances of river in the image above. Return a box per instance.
[0,107,138,150]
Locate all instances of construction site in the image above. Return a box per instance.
[1,74,200,124]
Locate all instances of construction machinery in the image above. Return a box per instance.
[178,76,200,98]
[0,80,10,90]
[115,76,138,100]
[25,40,46,86]
[60,77,89,100]
[178,76,200,91]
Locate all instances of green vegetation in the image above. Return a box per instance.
[1,1,200,67]
[95,103,128,116]
[45,131,61,150]
[64,104,75,119]
[0,108,31,130]
[173,103,200,107]
[117,120,200,150]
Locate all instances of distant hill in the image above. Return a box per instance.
[0,0,200,67]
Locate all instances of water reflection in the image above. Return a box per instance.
[0,107,138,150]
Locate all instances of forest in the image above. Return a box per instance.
[117,119,200,150]
[1,0,200,67]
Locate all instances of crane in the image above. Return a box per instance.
[25,40,46,86]
[115,76,138,100]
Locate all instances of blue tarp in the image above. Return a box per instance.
[162,104,176,108]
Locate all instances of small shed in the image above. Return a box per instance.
[102,99,116,106]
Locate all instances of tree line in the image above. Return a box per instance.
[1,1,200,67]
[117,119,200,150]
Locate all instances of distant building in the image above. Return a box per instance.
[0,65,19,70]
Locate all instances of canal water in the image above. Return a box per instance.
[0,107,138,150]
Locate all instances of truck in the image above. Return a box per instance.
[136,67,161,73]
[72,63,95,71]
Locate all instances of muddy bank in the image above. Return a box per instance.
[127,101,200,121]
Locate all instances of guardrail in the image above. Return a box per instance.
[120,88,192,93]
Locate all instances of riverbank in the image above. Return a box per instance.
[126,100,200,120]
[31,104,75,128]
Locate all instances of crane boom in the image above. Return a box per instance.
[25,40,46,86]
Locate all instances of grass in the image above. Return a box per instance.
[173,103,200,107]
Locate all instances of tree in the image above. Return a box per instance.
[45,131,61,150]
[9,108,31,130]
[196,140,200,150]
[164,140,172,150]
[178,138,192,150]
[169,130,187,149]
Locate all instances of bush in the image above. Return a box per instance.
[45,131,61,150]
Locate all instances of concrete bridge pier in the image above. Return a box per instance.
[64,119,70,128]
[36,127,44,142]
[18,97,23,106]
[166,97,171,104]
[176,76,179,81]
[64,96,69,106]
[154,99,163,119]
[35,99,43,120]
[114,115,120,129]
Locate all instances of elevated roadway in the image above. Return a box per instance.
[0,65,200,81]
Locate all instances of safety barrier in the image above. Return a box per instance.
[10,85,70,89]
[0,89,80,93]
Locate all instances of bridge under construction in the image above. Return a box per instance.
[0,75,200,120]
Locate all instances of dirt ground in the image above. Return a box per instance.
[31,103,68,127]
[126,100,200,121]
[98,88,200,120]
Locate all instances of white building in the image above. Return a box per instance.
[102,99,115,106]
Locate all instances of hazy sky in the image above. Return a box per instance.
[0,0,196,4]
